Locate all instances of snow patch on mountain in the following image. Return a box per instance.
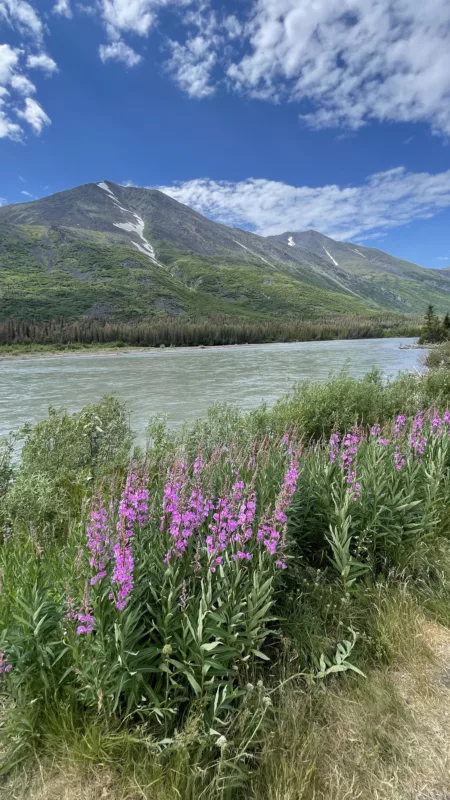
[323,247,339,267]
[97,182,116,197]
[96,183,161,265]
[233,240,277,269]
[114,214,158,262]
[288,236,295,247]
[353,248,368,259]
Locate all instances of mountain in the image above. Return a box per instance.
[0,180,449,322]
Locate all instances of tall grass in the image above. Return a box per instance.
[2,369,450,796]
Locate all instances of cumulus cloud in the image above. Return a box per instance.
[0,110,22,140]
[227,0,450,136]
[166,37,216,98]
[99,40,142,66]
[437,256,449,260]
[99,0,169,38]
[53,0,72,17]
[0,44,20,85]
[16,97,51,134]
[158,167,450,241]
[26,53,59,75]
[165,6,227,97]
[0,0,43,39]
[10,74,36,95]
[88,0,450,137]
[0,3,57,139]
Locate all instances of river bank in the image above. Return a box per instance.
[0,341,422,363]
[0,333,422,362]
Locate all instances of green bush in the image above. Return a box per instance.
[2,397,131,535]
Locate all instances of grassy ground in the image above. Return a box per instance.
[3,612,450,800]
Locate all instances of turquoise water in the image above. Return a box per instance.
[0,338,423,440]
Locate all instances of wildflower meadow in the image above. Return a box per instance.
[2,368,450,798]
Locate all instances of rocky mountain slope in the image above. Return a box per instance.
[0,180,449,321]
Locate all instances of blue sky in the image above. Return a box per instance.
[1,0,450,268]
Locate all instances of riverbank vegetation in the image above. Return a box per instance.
[0,314,420,355]
[418,304,450,344]
[2,369,450,798]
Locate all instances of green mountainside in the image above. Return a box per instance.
[0,180,449,322]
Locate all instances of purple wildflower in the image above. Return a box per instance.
[338,432,361,499]
[394,447,406,472]
[76,612,95,635]
[394,415,407,435]
[193,455,204,476]
[256,452,300,563]
[408,413,427,459]
[232,550,252,561]
[0,650,12,674]
[110,467,149,611]
[162,460,211,563]
[329,433,340,464]
[86,496,110,586]
[430,410,442,435]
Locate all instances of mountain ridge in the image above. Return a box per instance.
[0,180,449,322]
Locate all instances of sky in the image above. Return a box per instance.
[0,0,450,268]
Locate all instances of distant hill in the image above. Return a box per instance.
[0,180,449,322]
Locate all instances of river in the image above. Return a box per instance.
[0,338,424,440]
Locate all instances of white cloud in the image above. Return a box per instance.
[223,14,242,39]
[0,4,56,139]
[21,189,33,197]
[165,5,223,97]
[100,0,169,38]
[166,37,216,97]
[99,41,142,67]
[0,0,43,39]
[437,256,449,260]
[27,54,59,75]
[53,0,72,17]
[18,175,26,182]
[227,0,450,137]
[16,97,51,134]
[10,74,36,95]
[158,167,450,241]
[0,110,22,140]
[0,44,20,85]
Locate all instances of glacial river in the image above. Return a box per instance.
[0,337,424,440]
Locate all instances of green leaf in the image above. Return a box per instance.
[251,649,270,661]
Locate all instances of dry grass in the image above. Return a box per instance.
[253,613,450,800]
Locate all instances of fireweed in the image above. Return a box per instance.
[110,467,149,611]
[3,396,450,773]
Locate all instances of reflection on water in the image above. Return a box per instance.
[0,338,422,441]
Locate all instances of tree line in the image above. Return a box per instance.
[419,305,450,344]
[0,315,420,349]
